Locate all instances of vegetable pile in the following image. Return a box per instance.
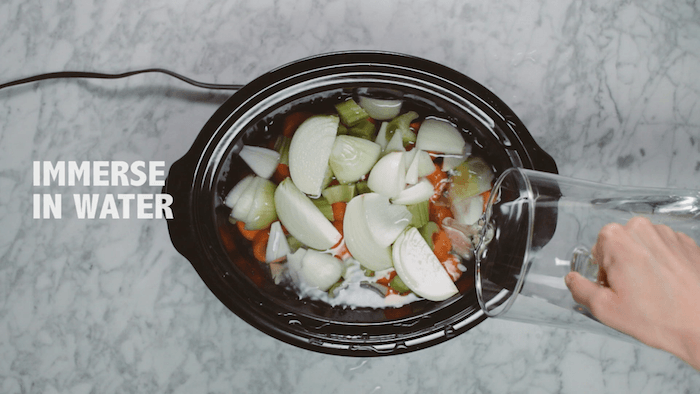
[223,95,495,307]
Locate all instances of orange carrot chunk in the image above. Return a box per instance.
[272,163,290,183]
[331,201,347,222]
[429,203,453,225]
[237,220,261,241]
[432,229,452,262]
[425,163,447,186]
[283,112,313,138]
[252,230,270,262]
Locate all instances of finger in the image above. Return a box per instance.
[675,231,700,276]
[565,271,615,319]
[625,217,676,262]
[676,231,700,261]
[592,222,629,272]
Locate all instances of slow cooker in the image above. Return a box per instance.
[163,51,558,356]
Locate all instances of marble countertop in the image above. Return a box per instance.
[1,0,699,392]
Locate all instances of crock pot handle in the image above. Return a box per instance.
[162,155,200,261]
[528,142,558,174]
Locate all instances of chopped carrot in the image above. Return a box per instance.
[427,163,450,202]
[272,163,290,183]
[283,112,313,138]
[332,220,344,236]
[432,229,452,262]
[377,271,397,296]
[429,203,453,225]
[331,202,347,222]
[410,121,422,132]
[425,163,447,186]
[376,270,397,287]
[236,220,261,241]
[332,241,351,260]
[441,254,463,282]
[252,230,270,262]
[481,190,492,211]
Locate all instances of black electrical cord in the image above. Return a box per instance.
[0,68,244,91]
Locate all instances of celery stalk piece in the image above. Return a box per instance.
[386,111,419,145]
[389,274,411,293]
[418,221,440,249]
[274,135,292,165]
[322,184,356,204]
[312,196,334,222]
[355,180,372,195]
[374,122,389,150]
[286,235,304,253]
[335,99,369,126]
[348,118,377,140]
[406,200,429,228]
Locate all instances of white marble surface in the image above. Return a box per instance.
[1,0,699,392]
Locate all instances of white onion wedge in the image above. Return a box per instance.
[343,195,393,271]
[274,178,341,250]
[265,221,290,263]
[451,192,486,226]
[244,177,277,230]
[392,227,458,301]
[367,151,406,199]
[329,135,381,184]
[405,149,434,185]
[299,249,344,291]
[358,96,402,120]
[415,118,465,154]
[384,129,406,154]
[240,145,280,179]
[286,248,307,285]
[231,176,260,222]
[374,122,389,150]
[363,193,412,247]
[224,175,254,208]
[288,115,339,196]
[416,150,436,177]
[449,157,495,200]
[391,178,434,205]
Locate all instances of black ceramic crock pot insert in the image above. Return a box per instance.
[164,51,558,356]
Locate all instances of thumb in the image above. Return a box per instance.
[565,271,608,314]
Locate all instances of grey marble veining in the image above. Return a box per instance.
[1,0,699,393]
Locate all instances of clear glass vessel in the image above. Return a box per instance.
[475,167,700,341]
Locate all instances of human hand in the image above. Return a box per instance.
[565,216,700,371]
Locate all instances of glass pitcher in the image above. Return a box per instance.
[474,167,700,342]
